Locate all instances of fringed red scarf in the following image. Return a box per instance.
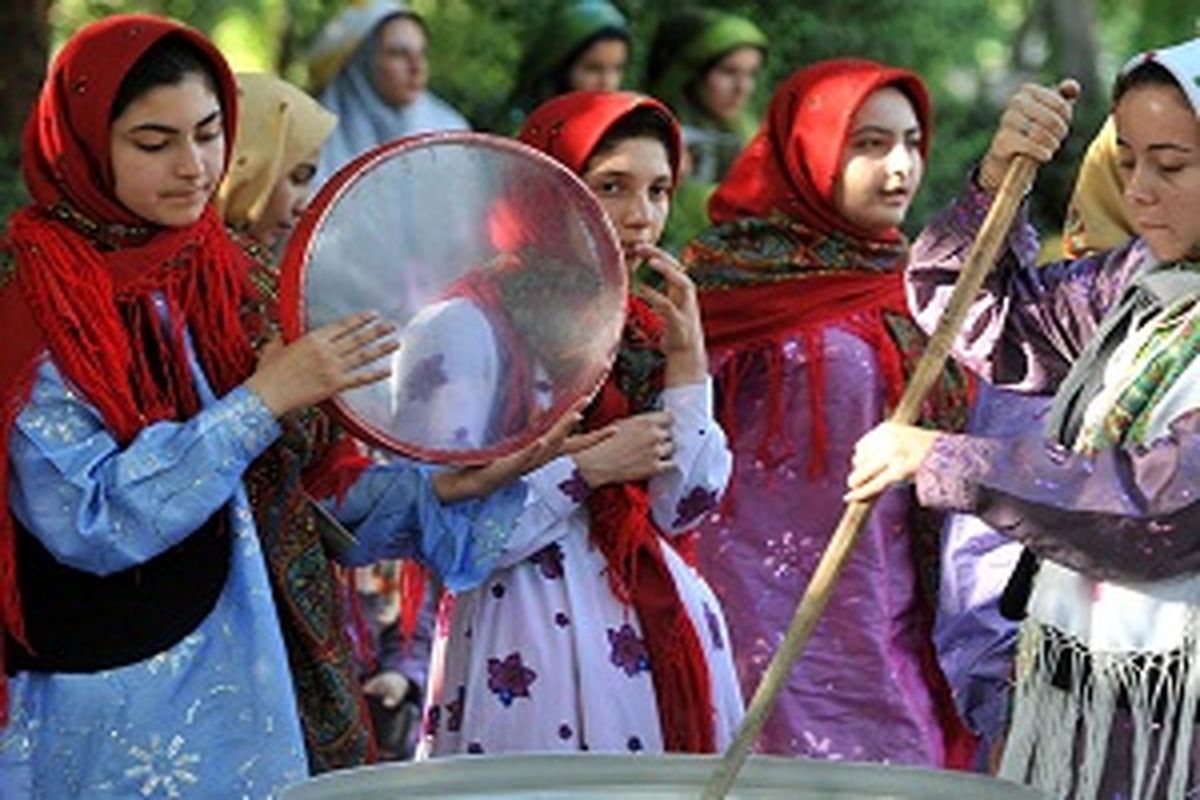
[686,217,913,477]
[685,215,978,767]
[580,298,716,753]
[0,204,256,724]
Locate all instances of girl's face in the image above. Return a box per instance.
[832,86,924,234]
[1114,83,1200,262]
[109,73,225,228]
[373,16,428,108]
[582,136,672,268]
[697,46,763,124]
[248,150,319,248]
[568,38,628,92]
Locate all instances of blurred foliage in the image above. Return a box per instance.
[1,0,1196,238]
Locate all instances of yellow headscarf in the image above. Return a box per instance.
[1062,116,1135,258]
[217,73,338,232]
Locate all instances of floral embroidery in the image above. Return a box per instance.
[554,611,570,628]
[403,354,448,403]
[487,652,537,706]
[673,486,719,527]
[558,723,573,740]
[608,624,650,677]
[491,582,506,599]
[529,542,565,579]
[447,685,465,733]
[467,742,485,754]
[627,735,643,752]
[124,733,201,798]
[556,469,591,503]
[704,603,725,650]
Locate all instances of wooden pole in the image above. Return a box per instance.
[702,155,1038,800]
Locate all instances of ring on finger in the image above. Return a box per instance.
[1019,119,1033,137]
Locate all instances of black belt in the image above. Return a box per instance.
[6,509,230,674]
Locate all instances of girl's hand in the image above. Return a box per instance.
[571,409,675,488]
[246,311,398,417]
[845,422,941,502]
[631,243,707,386]
[978,79,1079,194]
[432,398,616,502]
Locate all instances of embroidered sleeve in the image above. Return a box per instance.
[8,358,280,576]
[326,459,527,593]
[916,409,1200,583]
[907,173,1144,392]
[649,378,732,534]
[484,455,587,569]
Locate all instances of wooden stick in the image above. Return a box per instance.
[702,155,1038,800]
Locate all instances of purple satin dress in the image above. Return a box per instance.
[696,327,948,764]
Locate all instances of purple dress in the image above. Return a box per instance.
[909,179,1200,798]
[696,329,954,764]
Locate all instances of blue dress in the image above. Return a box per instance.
[0,347,525,799]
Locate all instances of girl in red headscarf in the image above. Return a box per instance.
[681,60,975,766]
[417,91,743,758]
[0,15,561,797]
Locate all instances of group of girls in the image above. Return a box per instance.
[0,6,1197,800]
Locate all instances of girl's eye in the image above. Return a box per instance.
[1158,163,1185,174]
[196,128,222,143]
[649,184,670,200]
[133,140,169,153]
[853,137,886,151]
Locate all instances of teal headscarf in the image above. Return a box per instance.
[505,0,630,129]
[646,9,767,138]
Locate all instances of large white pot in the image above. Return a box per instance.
[282,754,1046,799]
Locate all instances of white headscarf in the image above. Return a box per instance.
[309,0,469,184]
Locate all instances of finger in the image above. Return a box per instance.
[324,311,381,341]
[561,426,617,454]
[652,457,676,475]
[634,246,691,289]
[350,338,400,369]
[339,366,391,392]
[654,439,674,459]
[337,321,398,356]
[1026,81,1077,118]
[844,472,894,503]
[635,282,681,322]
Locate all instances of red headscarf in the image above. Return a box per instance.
[687,62,978,767]
[709,58,930,242]
[688,60,937,475]
[518,91,717,753]
[0,15,255,722]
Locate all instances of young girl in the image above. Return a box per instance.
[501,0,630,132]
[0,16,550,797]
[848,38,1200,798]
[646,8,768,252]
[681,60,975,765]
[418,91,743,757]
[217,72,335,253]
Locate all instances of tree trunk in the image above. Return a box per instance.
[0,0,50,145]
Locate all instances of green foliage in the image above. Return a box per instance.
[2,0,1182,241]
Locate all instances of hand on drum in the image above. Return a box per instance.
[977,78,1079,194]
[630,243,708,386]
[844,422,941,502]
[572,409,676,488]
[432,398,617,502]
[246,311,398,417]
